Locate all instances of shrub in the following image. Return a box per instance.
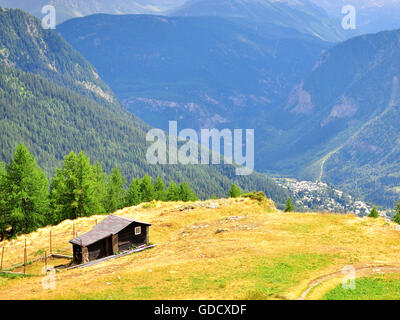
[368,206,379,218]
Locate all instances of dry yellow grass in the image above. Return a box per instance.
[1,197,400,300]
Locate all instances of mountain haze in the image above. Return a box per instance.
[0,0,186,23]
[310,0,400,34]
[171,0,350,42]
[58,13,329,141]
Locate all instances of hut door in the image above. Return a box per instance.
[73,245,82,264]
[105,236,112,256]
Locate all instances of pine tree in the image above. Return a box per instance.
[50,151,78,222]
[154,177,166,201]
[284,198,294,212]
[140,175,155,203]
[166,181,180,201]
[179,183,198,202]
[104,167,127,213]
[228,184,242,198]
[126,178,142,206]
[394,201,400,224]
[368,206,379,218]
[50,151,104,223]
[93,161,108,211]
[2,144,49,236]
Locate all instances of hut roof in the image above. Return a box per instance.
[69,215,151,247]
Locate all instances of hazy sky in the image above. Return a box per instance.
[0,0,399,23]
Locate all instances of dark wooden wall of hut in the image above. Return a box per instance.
[118,223,148,252]
[88,238,108,261]
[132,223,147,244]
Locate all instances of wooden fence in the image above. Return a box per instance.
[0,219,99,275]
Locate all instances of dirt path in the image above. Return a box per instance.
[297,264,400,300]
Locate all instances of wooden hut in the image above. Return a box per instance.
[69,215,151,264]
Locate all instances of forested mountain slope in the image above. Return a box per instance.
[0,7,289,204]
[58,14,329,132]
[58,13,330,172]
[57,10,400,207]
[0,6,119,111]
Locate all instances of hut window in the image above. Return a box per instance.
[135,226,141,235]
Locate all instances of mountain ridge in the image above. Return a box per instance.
[171,0,350,42]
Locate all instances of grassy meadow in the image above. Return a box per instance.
[1,197,400,300]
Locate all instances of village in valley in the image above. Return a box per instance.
[273,178,388,218]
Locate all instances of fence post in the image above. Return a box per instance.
[24,238,27,275]
[50,229,52,255]
[44,251,47,272]
[0,246,4,271]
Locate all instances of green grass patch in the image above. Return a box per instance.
[323,273,400,300]
[243,253,337,299]
[142,201,157,209]
[0,272,32,279]
[0,270,34,290]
